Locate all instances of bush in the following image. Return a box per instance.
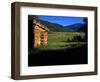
[67,35,85,42]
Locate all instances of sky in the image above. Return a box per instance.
[38,15,85,26]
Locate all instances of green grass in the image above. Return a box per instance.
[37,32,86,50]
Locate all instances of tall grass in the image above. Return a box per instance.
[38,32,86,50]
[29,32,87,55]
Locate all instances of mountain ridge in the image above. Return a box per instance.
[39,19,84,32]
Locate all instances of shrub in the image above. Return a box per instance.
[67,35,85,42]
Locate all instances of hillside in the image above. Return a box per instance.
[39,20,71,32]
[64,23,84,31]
[28,15,85,32]
[40,20,85,32]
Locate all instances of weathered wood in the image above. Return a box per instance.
[33,19,48,47]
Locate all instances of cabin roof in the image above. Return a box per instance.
[33,19,49,32]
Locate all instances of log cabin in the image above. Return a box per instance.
[32,19,49,48]
[28,19,49,49]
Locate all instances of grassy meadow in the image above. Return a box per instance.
[29,32,87,54]
[28,32,88,66]
[41,32,85,50]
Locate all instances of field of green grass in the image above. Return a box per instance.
[37,32,86,50]
[29,32,88,66]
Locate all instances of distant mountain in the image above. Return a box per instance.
[29,16,85,32]
[39,20,71,32]
[64,23,84,31]
[40,20,84,32]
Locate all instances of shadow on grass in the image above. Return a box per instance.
[28,44,88,66]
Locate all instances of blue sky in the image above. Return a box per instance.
[38,15,85,26]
